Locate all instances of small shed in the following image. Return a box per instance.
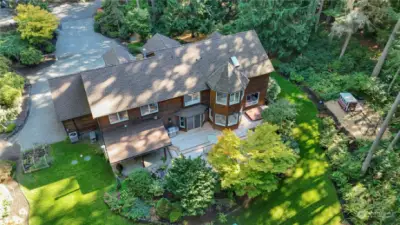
[338,92,358,112]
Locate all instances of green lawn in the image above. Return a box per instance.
[228,73,343,225]
[16,141,130,225]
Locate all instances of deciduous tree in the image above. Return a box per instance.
[208,124,298,198]
[14,4,59,45]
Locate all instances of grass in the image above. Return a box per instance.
[16,141,130,225]
[5,122,16,133]
[228,73,343,225]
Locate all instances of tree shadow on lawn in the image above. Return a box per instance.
[228,74,342,225]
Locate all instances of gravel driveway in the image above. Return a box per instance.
[14,0,129,150]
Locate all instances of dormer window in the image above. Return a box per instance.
[231,56,240,67]
[216,92,228,105]
[184,92,201,106]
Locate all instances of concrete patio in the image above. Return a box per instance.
[170,114,263,159]
[120,149,172,176]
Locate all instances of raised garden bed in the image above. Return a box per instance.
[22,144,51,173]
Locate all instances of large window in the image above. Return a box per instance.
[246,92,260,107]
[229,90,243,105]
[216,92,228,105]
[209,108,213,122]
[215,113,226,126]
[228,113,239,126]
[108,110,129,124]
[184,92,201,106]
[140,103,159,116]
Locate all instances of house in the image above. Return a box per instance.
[48,30,274,174]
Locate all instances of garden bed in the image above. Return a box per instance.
[22,144,51,173]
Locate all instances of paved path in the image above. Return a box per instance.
[13,0,128,150]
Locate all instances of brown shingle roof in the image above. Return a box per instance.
[143,33,181,53]
[80,30,274,118]
[103,119,171,164]
[206,62,249,93]
[102,46,134,66]
[48,74,92,121]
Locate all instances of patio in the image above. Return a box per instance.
[170,113,263,159]
[119,149,172,176]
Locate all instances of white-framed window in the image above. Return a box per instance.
[209,108,213,122]
[215,113,226,126]
[216,92,228,105]
[229,90,243,105]
[140,103,159,116]
[179,117,185,128]
[246,92,260,107]
[184,92,201,106]
[228,113,239,126]
[108,110,129,124]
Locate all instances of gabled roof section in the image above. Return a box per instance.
[143,33,181,53]
[207,62,249,93]
[81,30,275,118]
[48,74,92,121]
[102,46,134,66]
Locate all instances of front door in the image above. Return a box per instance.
[187,114,203,131]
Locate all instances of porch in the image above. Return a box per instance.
[102,119,172,176]
[170,111,263,159]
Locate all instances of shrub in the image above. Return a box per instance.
[262,99,297,135]
[0,32,30,61]
[127,42,143,55]
[124,198,151,221]
[289,71,304,83]
[14,4,59,45]
[155,198,171,219]
[122,8,151,40]
[0,55,11,74]
[20,47,43,65]
[5,123,16,133]
[169,203,182,223]
[217,213,228,224]
[44,42,56,54]
[266,77,281,103]
[124,168,154,199]
[166,157,217,216]
[0,86,21,108]
[148,179,164,197]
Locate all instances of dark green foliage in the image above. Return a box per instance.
[289,71,304,83]
[124,168,154,200]
[104,192,150,221]
[321,117,400,224]
[124,198,150,221]
[28,0,50,11]
[228,0,316,58]
[266,77,281,103]
[43,42,56,54]
[165,157,217,216]
[159,0,229,37]
[0,55,11,74]
[262,99,297,129]
[0,72,25,107]
[122,8,151,40]
[94,0,125,38]
[168,203,182,222]
[155,198,171,219]
[127,42,144,55]
[20,47,43,65]
[0,32,30,61]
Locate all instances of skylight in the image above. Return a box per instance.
[231,56,240,67]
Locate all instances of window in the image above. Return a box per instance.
[140,103,159,116]
[246,92,260,107]
[228,113,239,126]
[209,108,213,122]
[179,117,185,128]
[215,113,226,126]
[184,92,201,106]
[108,110,129,124]
[216,92,228,105]
[229,90,243,105]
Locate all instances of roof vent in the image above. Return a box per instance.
[231,56,240,67]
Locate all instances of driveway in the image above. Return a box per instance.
[14,0,129,150]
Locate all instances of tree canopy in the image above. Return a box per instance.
[208,124,298,198]
[14,4,59,45]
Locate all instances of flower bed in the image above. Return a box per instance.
[22,144,51,173]
[0,184,12,221]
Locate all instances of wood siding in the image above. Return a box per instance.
[62,114,98,133]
